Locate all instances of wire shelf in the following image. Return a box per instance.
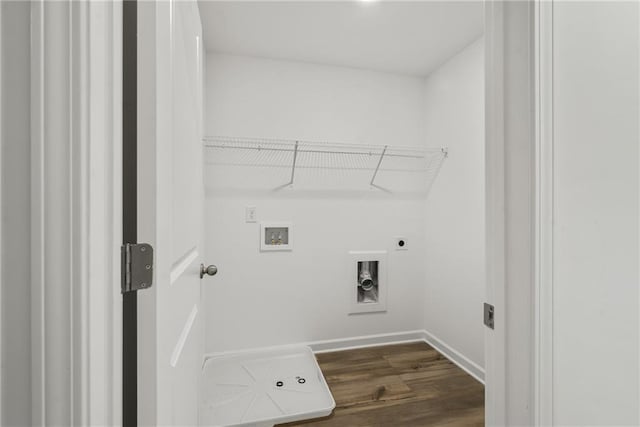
[203,136,447,192]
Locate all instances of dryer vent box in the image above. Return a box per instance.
[348,251,387,314]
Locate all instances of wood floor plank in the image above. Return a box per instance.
[278,342,484,427]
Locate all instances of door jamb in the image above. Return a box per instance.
[484,1,507,424]
[534,0,554,425]
[0,3,4,420]
[23,0,541,425]
[485,1,538,425]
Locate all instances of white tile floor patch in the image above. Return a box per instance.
[200,346,335,427]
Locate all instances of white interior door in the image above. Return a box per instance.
[137,1,206,425]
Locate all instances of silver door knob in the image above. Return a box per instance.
[200,264,218,279]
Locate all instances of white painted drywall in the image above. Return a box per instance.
[422,38,485,369]
[552,2,639,424]
[203,54,430,352]
[1,2,32,424]
[198,1,483,77]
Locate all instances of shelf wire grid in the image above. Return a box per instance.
[203,136,447,190]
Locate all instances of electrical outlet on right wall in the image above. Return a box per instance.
[394,236,408,250]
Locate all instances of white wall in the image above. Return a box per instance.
[204,54,430,352]
[422,39,485,369]
[552,2,639,424]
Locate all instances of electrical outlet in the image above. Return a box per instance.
[394,236,408,250]
[245,206,257,223]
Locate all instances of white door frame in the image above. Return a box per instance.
[485,1,538,425]
[29,1,122,425]
[534,0,554,425]
[484,0,507,423]
[0,2,4,420]
[19,0,538,425]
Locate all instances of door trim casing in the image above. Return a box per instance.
[0,3,4,420]
[17,0,539,424]
[534,0,554,424]
[485,1,537,425]
[29,1,123,424]
[484,1,507,424]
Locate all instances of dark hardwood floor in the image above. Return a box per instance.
[279,342,484,427]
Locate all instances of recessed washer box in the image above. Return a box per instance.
[260,222,293,251]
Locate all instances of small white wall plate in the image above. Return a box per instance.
[245,206,257,223]
[260,222,293,252]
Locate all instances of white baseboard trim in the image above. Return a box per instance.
[204,330,426,360]
[309,330,484,384]
[421,330,485,384]
[205,329,485,385]
[309,330,427,354]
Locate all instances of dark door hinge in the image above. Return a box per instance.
[121,243,154,293]
[484,303,495,329]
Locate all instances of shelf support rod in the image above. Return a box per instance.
[289,141,299,186]
[370,145,388,186]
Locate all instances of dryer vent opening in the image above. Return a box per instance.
[357,261,379,303]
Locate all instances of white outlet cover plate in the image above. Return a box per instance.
[245,206,257,223]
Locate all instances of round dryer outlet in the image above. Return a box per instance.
[394,237,408,251]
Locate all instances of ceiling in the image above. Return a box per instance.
[197,1,484,77]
